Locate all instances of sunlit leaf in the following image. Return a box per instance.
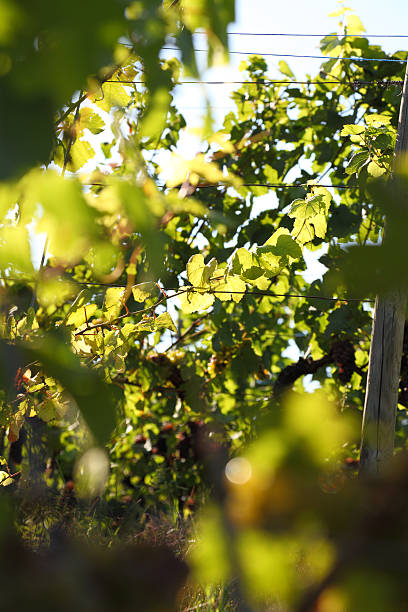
[132,282,156,302]
[104,287,125,321]
[211,274,246,303]
[278,60,294,78]
[178,288,215,313]
[152,312,177,333]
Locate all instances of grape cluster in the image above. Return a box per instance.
[331,340,356,384]
[207,347,232,378]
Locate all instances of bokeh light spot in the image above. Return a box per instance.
[225,457,252,485]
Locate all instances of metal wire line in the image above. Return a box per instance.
[120,41,406,62]
[179,182,352,189]
[104,78,403,87]
[0,276,374,303]
[160,46,406,62]
[193,31,408,38]
[86,182,353,189]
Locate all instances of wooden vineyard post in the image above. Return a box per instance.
[359,61,408,477]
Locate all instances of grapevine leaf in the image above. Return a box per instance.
[365,114,392,127]
[232,248,253,274]
[289,193,331,243]
[91,82,131,112]
[66,304,98,328]
[256,248,282,275]
[132,282,156,303]
[104,288,125,321]
[278,60,294,78]
[211,275,246,303]
[187,255,217,288]
[367,161,387,177]
[0,337,118,446]
[345,14,365,34]
[152,312,177,333]
[79,108,105,135]
[0,471,13,486]
[345,151,370,175]
[341,125,365,136]
[178,288,215,313]
[264,228,303,261]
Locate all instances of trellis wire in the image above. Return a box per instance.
[161,46,406,62]
[86,182,353,190]
[104,78,403,87]
[193,31,408,38]
[120,40,406,63]
[0,276,374,304]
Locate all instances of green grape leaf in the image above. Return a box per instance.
[264,228,303,261]
[278,60,294,78]
[345,151,370,175]
[37,399,65,423]
[289,193,331,243]
[256,248,282,274]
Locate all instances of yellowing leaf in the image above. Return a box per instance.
[345,14,365,34]
[54,139,95,172]
[232,248,253,273]
[132,282,156,302]
[341,125,365,136]
[367,161,387,178]
[162,153,241,189]
[187,254,217,288]
[178,288,215,313]
[0,471,13,486]
[8,407,26,443]
[211,274,246,303]
[104,287,125,320]
[153,312,177,333]
[92,81,131,112]
[78,108,105,135]
[365,114,392,127]
[311,213,328,239]
[66,303,98,328]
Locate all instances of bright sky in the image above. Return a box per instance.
[162,0,408,265]
[168,0,408,122]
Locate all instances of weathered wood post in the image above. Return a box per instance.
[359,62,408,477]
